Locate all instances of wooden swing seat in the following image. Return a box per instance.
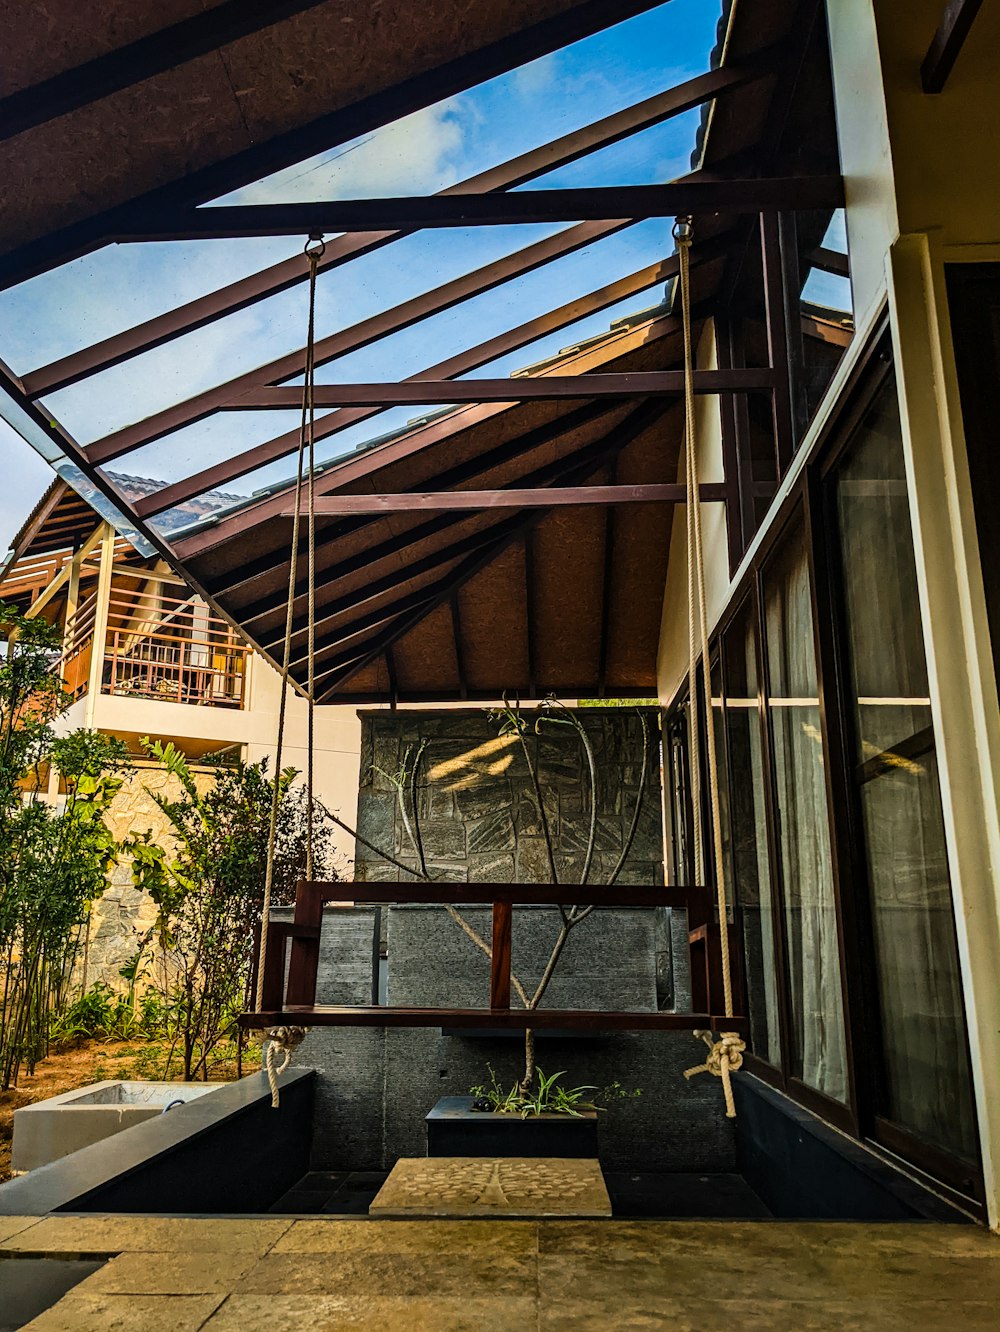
[239,880,747,1035]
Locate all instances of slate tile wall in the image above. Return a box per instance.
[301,707,727,1173]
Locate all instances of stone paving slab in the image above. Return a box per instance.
[271,1217,538,1255]
[3,1215,292,1257]
[204,1293,538,1331]
[76,1248,260,1295]
[0,1215,40,1244]
[24,1292,225,1330]
[3,1215,998,1330]
[369,1156,611,1217]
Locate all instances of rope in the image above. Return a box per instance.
[683,1030,744,1119]
[253,236,325,1107]
[674,217,746,1117]
[263,1026,309,1108]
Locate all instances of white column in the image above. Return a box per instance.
[887,232,1000,1229]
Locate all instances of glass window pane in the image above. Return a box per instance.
[723,600,780,1066]
[832,380,977,1164]
[763,520,848,1102]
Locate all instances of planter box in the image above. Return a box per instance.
[426,1095,598,1158]
[12,1080,222,1173]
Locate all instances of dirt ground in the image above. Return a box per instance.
[0,1038,261,1183]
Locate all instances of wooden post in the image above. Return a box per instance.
[490,901,512,1009]
[84,522,115,727]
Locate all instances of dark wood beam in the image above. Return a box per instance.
[21,56,775,396]
[450,592,468,702]
[921,0,985,92]
[807,246,850,279]
[173,311,686,560]
[116,178,845,240]
[137,245,727,519]
[0,1,332,142]
[311,405,667,695]
[205,400,622,609]
[596,459,617,697]
[284,483,726,515]
[261,422,650,651]
[524,528,538,698]
[0,0,668,289]
[233,369,773,410]
[242,1005,746,1033]
[86,218,628,465]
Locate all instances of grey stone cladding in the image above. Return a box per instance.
[297,707,730,1172]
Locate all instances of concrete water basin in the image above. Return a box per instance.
[11,1080,222,1173]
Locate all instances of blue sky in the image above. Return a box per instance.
[0,0,850,553]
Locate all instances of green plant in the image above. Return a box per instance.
[124,740,336,1080]
[0,604,131,1086]
[470,1064,641,1118]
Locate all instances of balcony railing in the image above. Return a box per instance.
[62,581,249,708]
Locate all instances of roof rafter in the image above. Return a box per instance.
[110,177,845,241]
[173,308,688,558]
[260,406,663,655]
[0,0,670,289]
[136,238,729,520]
[23,53,776,398]
[216,400,623,616]
[85,218,629,464]
[312,402,667,697]
[231,368,773,409]
[0,1,333,142]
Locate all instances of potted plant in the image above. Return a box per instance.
[425,1065,640,1158]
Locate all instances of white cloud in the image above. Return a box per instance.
[225,102,470,204]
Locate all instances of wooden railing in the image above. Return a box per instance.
[62,583,249,708]
[240,882,746,1033]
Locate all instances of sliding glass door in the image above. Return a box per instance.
[827,379,978,1171]
[761,521,847,1104]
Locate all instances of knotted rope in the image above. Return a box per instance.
[264,1026,309,1108]
[683,1030,745,1119]
[253,236,324,1107]
[674,216,744,1118]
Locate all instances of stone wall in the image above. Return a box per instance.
[355,707,665,888]
[72,765,214,994]
[295,707,728,1173]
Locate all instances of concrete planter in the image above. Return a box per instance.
[12,1080,222,1173]
[426,1095,599,1158]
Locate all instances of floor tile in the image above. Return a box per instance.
[4,1216,293,1258]
[272,1218,538,1256]
[76,1248,258,1294]
[241,1248,533,1298]
[23,1292,225,1331]
[0,1215,42,1245]
[205,1293,537,1331]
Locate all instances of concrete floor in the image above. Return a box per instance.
[2,1214,999,1330]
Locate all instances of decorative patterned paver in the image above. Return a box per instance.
[369,1156,612,1217]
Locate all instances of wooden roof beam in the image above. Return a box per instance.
[116,178,845,242]
[921,0,985,92]
[24,54,777,398]
[0,2,333,142]
[233,368,774,409]
[283,484,726,516]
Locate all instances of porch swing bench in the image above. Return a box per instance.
[237,879,746,1035]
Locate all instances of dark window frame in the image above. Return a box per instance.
[664,311,985,1208]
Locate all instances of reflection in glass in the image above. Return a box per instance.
[764,522,847,1102]
[832,381,977,1163]
[723,601,780,1066]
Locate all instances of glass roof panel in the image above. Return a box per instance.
[210,0,722,206]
